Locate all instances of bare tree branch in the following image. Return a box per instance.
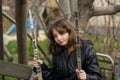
[105,0,114,5]
[92,5,120,16]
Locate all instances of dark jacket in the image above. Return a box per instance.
[34,40,102,80]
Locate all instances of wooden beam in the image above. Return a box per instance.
[0,1,5,79]
[15,0,28,64]
[0,0,3,60]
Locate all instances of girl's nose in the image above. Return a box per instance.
[57,35,62,40]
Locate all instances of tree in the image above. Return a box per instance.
[57,0,120,54]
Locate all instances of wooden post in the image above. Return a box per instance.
[118,57,120,80]
[0,0,3,61]
[15,0,28,64]
[0,0,4,80]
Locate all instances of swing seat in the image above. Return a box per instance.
[0,60,35,80]
[97,53,115,80]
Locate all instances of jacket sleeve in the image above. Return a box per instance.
[84,42,103,80]
[33,55,58,80]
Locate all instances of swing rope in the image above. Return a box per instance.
[28,0,43,80]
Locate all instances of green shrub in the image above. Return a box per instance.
[6,40,17,55]
[86,33,120,53]
[5,38,50,62]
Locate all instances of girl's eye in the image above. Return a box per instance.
[53,33,57,38]
[53,34,57,38]
[59,31,64,35]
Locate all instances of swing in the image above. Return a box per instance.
[0,60,36,80]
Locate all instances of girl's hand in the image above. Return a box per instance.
[33,58,43,68]
[76,69,86,80]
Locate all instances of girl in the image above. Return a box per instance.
[33,18,102,80]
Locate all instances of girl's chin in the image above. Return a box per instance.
[59,43,66,46]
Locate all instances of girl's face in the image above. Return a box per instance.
[52,28,69,46]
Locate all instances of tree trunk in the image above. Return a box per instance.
[78,0,94,32]
[59,0,71,19]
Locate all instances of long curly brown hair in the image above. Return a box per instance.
[47,18,85,55]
